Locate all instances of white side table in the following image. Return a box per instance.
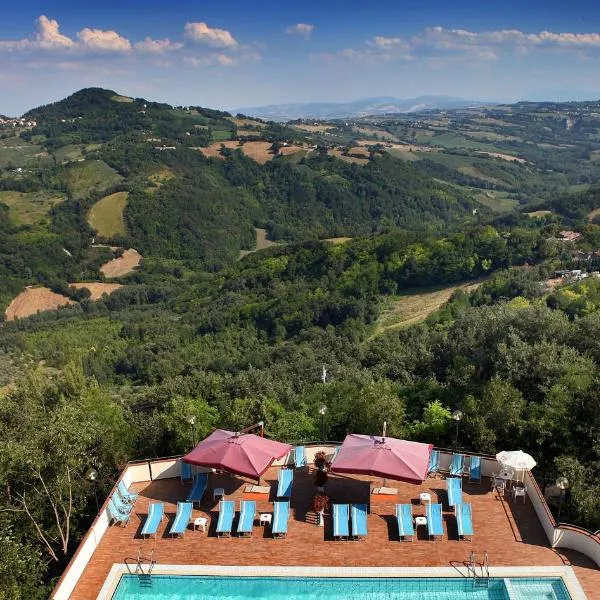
[259,513,272,527]
[193,517,208,532]
[415,516,427,528]
[213,487,225,501]
[419,492,431,505]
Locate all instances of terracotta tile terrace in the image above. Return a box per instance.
[69,463,600,599]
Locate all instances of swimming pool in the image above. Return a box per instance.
[112,575,572,599]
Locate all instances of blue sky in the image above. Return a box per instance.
[1,1,600,115]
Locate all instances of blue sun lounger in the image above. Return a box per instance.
[450,453,465,477]
[469,456,482,483]
[447,477,463,509]
[112,492,133,514]
[186,473,208,507]
[272,501,290,538]
[294,446,306,468]
[456,502,474,541]
[237,500,256,537]
[428,450,440,477]
[396,503,415,542]
[216,500,235,537]
[180,460,193,484]
[351,504,368,539]
[277,468,294,498]
[333,503,350,540]
[117,480,138,504]
[169,502,193,537]
[108,497,130,526]
[427,503,444,540]
[141,503,164,538]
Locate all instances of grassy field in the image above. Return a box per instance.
[528,210,553,218]
[472,190,520,212]
[373,279,486,335]
[240,228,281,257]
[88,191,128,237]
[0,190,65,225]
[63,160,122,198]
[53,144,85,163]
[0,137,46,168]
[414,131,504,153]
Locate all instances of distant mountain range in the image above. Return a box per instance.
[234,96,493,121]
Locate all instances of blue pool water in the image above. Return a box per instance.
[112,575,572,600]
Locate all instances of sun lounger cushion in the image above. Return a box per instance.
[272,501,289,537]
[351,504,368,538]
[237,500,256,535]
[427,503,444,538]
[277,469,293,498]
[180,460,193,482]
[294,446,306,467]
[371,486,398,495]
[429,450,440,474]
[396,504,415,539]
[141,503,164,537]
[450,453,464,477]
[333,504,350,538]
[457,503,474,539]
[216,500,235,535]
[447,477,463,507]
[108,498,130,525]
[469,456,481,482]
[169,502,193,536]
[186,473,208,505]
[117,480,138,503]
[244,484,271,494]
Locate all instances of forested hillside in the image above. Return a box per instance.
[1,89,600,596]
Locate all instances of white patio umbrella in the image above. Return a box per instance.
[495,450,536,473]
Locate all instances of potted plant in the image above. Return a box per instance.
[311,492,330,526]
[314,450,328,472]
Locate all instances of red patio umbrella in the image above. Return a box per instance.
[331,434,432,484]
[182,429,292,481]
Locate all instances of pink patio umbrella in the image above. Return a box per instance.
[331,434,432,484]
[182,429,292,481]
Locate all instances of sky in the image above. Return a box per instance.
[1,1,600,115]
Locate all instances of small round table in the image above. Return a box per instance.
[193,517,208,532]
[419,492,431,505]
[415,516,427,528]
[259,513,272,527]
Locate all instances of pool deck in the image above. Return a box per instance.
[70,466,600,599]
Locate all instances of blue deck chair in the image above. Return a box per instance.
[330,446,340,464]
[237,500,256,537]
[450,453,465,477]
[108,497,130,526]
[186,473,208,507]
[112,492,133,514]
[333,504,350,540]
[180,460,193,484]
[277,468,294,498]
[469,456,482,483]
[294,446,306,468]
[117,480,138,504]
[351,504,368,539]
[216,500,235,537]
[141,503,164,538]
[446,477,463,509]
[427,503,444,540]
[428,450,440,477]
[169,502,193,537]
[396,504,415,542]
[456,502,474,541]
[272,501,290,538]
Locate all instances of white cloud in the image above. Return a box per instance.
[183,22,237,47]
[35,15,74,49]
[370,36,409,50]
[76,28,132,52]
[134,37,183,53]
[286,23,314,38]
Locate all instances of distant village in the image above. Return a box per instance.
[0,116,36,129]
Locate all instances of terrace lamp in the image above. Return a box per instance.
[85,467,99,512]
[319,405,327,442]
[187,415,197,446]
[452,409,463,450]
[556,476,569,524]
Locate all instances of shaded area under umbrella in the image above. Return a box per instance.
[331,434,432,484]
[182,429,292,482]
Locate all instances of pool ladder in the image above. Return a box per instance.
[468,551,490,587]
[135,548,156,576]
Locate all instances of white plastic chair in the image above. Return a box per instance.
[513,486,527,504]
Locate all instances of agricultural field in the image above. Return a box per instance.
[100,248,143,277]
[373,279,485,334]
[88,191,128,238]
[0,136,47,168]
[69,282,123,300]
[198,141,304,164]
[5,287,74,321]
[415,131,506,153]
[240,228,280,257]
[53,144,85,163]
[0,190,65,225]
[62,160,122,198]
[472,190,520,212]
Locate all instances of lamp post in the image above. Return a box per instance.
[556,476,569,524]
[187,415,197,446]
[319,405,327,442]
[85,467,99,512]
[452,409,463,450]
